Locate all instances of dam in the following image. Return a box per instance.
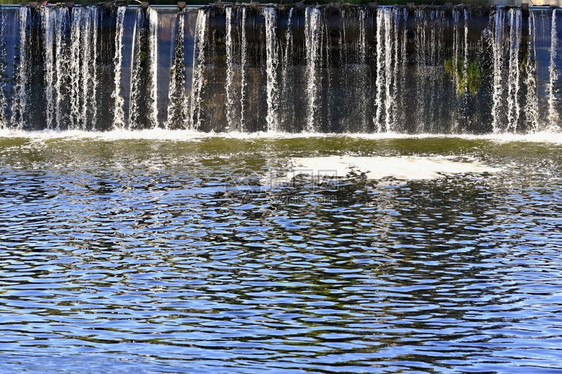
[0,3,560,133]
[1,3,562,373]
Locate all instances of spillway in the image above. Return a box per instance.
[0,3,560,133]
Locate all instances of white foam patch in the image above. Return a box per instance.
[288,156,500,180]
[0,129,561,144]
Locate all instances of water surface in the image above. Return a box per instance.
[0,134,561,373]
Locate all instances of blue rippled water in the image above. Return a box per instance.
[0,135,561,373]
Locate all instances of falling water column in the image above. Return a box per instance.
[11,6,28,130]
[506,8,522,132]
[41,7,56,129]
[547,9,559,128]
[190,9,208,131]
[165,9,189,129]
[129,7,159,130]
[264,6,279,132]
[224,6,235,132]
[305,6,321,133]
[491,9,505,133]
[524,11,540,132]
[0,8,8,128]
[112,6,126,129]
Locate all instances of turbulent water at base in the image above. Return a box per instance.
[0,4,560,133]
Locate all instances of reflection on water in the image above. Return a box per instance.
[0,136,561,372]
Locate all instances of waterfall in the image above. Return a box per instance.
[70,9,81,129]
[506,8,521,133]
[491,8,505,134]
[384,9,395,132]
[463,9,469,96]
[40,6,99,131]
[53,7,68,130]
[190,8,208,131]
[358,9,367,132]
[0,8,8,128]
[148,7,158,128]
[129,7,159,130]
[165,9,189,130]
[280,7,294,131]
[547,9,559,128]
[11,6,28,130]
[239,7,247,132]
[86,7,98,130]
[41,7,55,129]
[264,6,279,132]
[399,8,408,131]
[375,8,397,133]
[305,7,321,133]
[112,6,126,130]
[525,12,540,132]
[225,6,235,132]
[374,10,385,132]
[0,3,559,134]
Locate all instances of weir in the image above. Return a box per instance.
[0,3,560,133]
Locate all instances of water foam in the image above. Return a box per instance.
[0,129,561,144]
[289,155,501,180]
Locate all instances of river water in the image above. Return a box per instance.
[0,132,561,372]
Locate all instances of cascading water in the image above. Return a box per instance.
[525,12,540,132]
[11,6,28,130]
[305,6,321,133]
[375,8,399,133]
[0,8,8,128]
[190,8,208,131]
[357,9,367,132]
[280,7,294,131]
[239,7,247,132]
[165,8,189,130]
[53,7,68,130]
[491,8,505,133]
[129,7,159,130]
[548,9,559,127]
[41,7,55,129]
[224,6,235,132]
[506,8,522,132]
[112,6,126,130]
[0,4,560,134]
[264,6,279,132]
